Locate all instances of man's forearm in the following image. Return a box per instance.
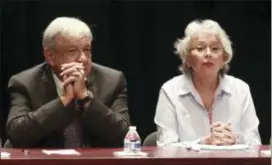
[7,98,77,147]
[81,97,130,146]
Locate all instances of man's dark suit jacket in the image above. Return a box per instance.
[5,62,130,148]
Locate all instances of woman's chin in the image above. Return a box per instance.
[198,70,219,77]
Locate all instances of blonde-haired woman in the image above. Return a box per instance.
[154,19,261,146]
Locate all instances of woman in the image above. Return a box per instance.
[154,19,261,146]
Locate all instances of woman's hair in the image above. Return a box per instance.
[174,19,233,76]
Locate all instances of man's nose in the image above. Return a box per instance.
[78,51,87,62]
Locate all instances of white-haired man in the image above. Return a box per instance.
[5,17,130,148]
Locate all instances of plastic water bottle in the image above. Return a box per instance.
[124,126,141,153]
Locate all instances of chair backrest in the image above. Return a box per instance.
[143,131,157,146]
[3,139,13,148]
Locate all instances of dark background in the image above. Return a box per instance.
[1,0,271,144]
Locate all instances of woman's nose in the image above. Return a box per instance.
[204,47,212,57]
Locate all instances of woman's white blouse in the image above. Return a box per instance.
[154,74,261,146]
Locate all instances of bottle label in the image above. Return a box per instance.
[124,141,141,153]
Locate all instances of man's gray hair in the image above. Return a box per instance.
[174,19,233,76]
[42,17,93,49]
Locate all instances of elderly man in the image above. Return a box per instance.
[5,17,130,148]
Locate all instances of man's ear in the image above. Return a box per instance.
[44,47,55,66]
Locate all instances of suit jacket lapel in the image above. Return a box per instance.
[40,63,59,104]
[86,64,98,97]
[38,63,64,147]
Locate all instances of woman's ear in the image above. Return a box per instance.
[223,52,229,62]
[186,62,190,68]
[185,55,192,68]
